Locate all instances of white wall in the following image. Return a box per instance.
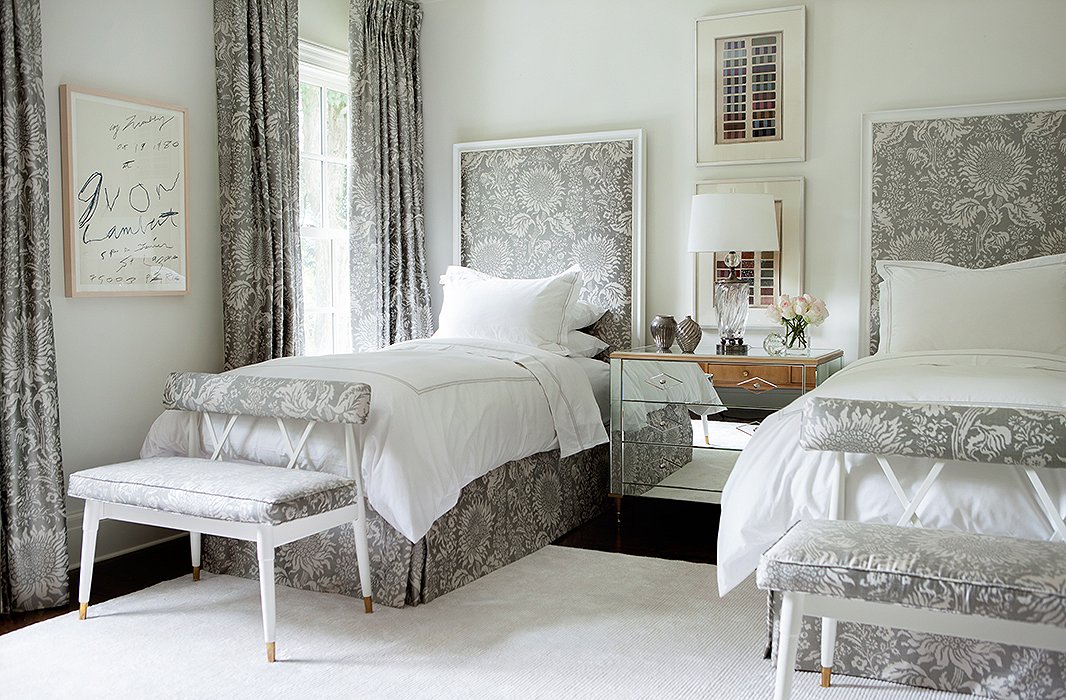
[300,0,348,51]
[42,0,223,563]
[421,0,1066,359]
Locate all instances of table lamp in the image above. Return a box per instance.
[688,193,779,354]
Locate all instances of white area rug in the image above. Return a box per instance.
[0,546,959,699]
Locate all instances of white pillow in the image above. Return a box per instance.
[441,265,604,331]
[435,266,583,353]
[563,330,609,358]
[876,254,1066,355]
[568,300,606,331]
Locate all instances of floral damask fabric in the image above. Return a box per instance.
[214,0,303,369]
[203,444,608,607]
[68,457,357,525]
[459,138,636,352]
[869,109,1066,353]
[0,0,67,614]
[163,372,371,424]
[801,397,1066,468]
[760,520,1066,629]
[348,0,434,352]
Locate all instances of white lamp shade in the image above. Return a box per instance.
[687,193,779,253]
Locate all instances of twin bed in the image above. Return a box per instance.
[139,131,643,608]
[720,100,1066,697]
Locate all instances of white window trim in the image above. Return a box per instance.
[299,40,352,355]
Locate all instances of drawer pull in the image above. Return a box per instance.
[739,375,778,394]
[742,370,749,377]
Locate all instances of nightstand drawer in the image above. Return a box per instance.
[620,401,728,447]
[620,358,716,404]
[701,363,813,391]
[619,444,739,500]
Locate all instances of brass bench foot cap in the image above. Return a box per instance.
[192,566,201,581]
[363,596,374,614]
[821,667,832,687]
[266,642,275,663]
[78,603,88,620]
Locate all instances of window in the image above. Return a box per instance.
[298,43,351,355]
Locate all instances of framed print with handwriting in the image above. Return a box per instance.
[60,85,189,297]
[695,6,805,166]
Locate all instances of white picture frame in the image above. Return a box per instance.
[695,5,806,166]
[693,176,805,331]
[60,85,190,297]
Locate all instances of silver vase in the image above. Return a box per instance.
[676,315,702,353]
[650,315,677,352]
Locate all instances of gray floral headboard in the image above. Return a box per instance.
[862,99,1066,355]
[453,130,645,352]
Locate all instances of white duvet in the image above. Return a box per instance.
[717,349,1066,595]
[142,338,608,543]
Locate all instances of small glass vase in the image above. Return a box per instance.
[782,319,810,356]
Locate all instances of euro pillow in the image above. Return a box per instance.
[876,254,1066,355]
[435,266,583,354]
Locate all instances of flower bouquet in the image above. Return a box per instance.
[765,293,829,355]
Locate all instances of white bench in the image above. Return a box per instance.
[758,519,1066,700]
[797,396,1066,687]
[68,372,373,662]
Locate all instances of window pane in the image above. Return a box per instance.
[300,158,323,227]
[301,236,332,309]
[299,83,322,154]
[325,89,349,159]
[333,236,352,353]
[325,163,348,230]
[304,311,334,356]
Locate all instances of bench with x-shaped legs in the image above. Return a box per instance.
[68,372,373,662]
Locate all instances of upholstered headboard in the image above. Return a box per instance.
[453,130,645,352]
[861,99,1066,355]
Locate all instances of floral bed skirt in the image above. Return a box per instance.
[203,444,609,607]
[769,592,1066,698]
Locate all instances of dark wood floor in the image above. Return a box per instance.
[1,496,718,637]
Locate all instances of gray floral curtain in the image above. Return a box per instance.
[0,0,67,613]
[215,0,302,369]
[348,0,433,351]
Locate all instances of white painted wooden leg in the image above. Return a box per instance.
[353,513,373,614]
[190,531,202,581]
[820,618,837,687]
[256,527,277,662]
[701,414,710,445]
[78,500,102,620]
[775,592,804,700]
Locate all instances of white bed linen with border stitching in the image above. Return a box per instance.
[141,338,608,543]
[717,349,1066,594]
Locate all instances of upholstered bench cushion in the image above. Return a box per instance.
[757,520,1066,628]
[68,457,357,525]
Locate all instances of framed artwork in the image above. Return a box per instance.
[453,130,646,349]
[860,97,1066,355]
[695,6,805,166]
[60,85,190,297]
[693,177,804,329]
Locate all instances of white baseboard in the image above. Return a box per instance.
[66,507,187,571]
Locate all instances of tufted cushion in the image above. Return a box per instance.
[757,520,1066,628]
[68,457,357,525]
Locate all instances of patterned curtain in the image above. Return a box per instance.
[0,0,68,613]
[348,0,433,351]
[214,0,302,369]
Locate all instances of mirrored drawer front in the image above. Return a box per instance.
[621,443,739,496]
[620,359,720,404]
[620,401,733,448]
